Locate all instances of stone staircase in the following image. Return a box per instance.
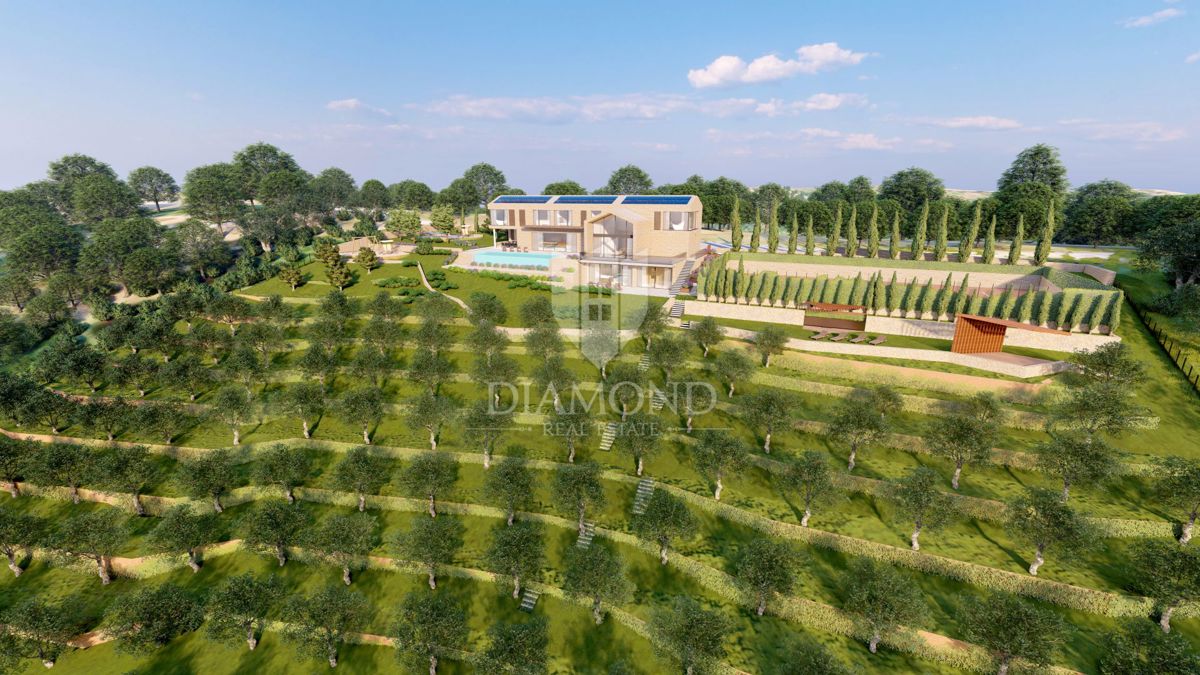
[669,260,694,296]
[519,588,540,612]
[632,478,655,515]
[680,320,692,330]
[576,522,596,549]
[668,300,684,319]
[637,352,651,373]
[650,389,667,411]
[599,422,617,451]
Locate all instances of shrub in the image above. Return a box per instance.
[374,277,420,289]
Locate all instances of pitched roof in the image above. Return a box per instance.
[957,313,1069,335]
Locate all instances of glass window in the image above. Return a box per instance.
[665,211,691,231]
[556,210,571,226]
[490,209,507,225]
[534,210,550,226]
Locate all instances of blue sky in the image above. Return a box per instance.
[1,0,1197,192]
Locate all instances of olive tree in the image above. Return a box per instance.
[889,466,958,551]
[0,508,44,576]
[149,505,221,572]
[209,385,253,445]
[484,456,536,526]
[177,449,237,512]
[485,521,545,599]
[241,499,310,566]
[778,450,838,527]
[648,596,731,675]
[462,399,514,469]
[275,381,326,439]
[96,445,159,516]
[308,512,378,585]
[691,316,724,357]
[829,386,902,471]
[392,591,469,675]
[283,585,370,668]
[205,573,282,651]
[959,592,1068,675]
[1100,620,1200,674]
[252,443,311,503]
[753,325,788,366]
[476,617,548,675]
[547,405,593,464]
[333,446,391,511]
[713,348,754,397]
[614,411,662,476]
[551,462,606,531]
[50,511,127,584]
[633,490,697,565]
[406,392,459,451]
[1132,540,1200,633]
[338,386,384,444]
[741,389,797,453]
[1154,456,1200,544]
[843,558,927,654]
[736,538,798,616]
[0,597,78,668]
[394,515,464,589]
[1006,487,1093,576]
[926,392,1004,489]
[106,583,205,654]
[562,543,632,625]
[691,430,749,501]
[399,452,459,518]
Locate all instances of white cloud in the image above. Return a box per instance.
[632,142,678,152]
[754,93,869,116]
[688,42,871,88]
[1058,118,1185,142]
[1186,51,1200,64]
[325,98,392,116]
[912,115,1023,130]
[704,127,900,150]
[417,92,867,123]
[185,91,204,102]
[1120,7,1184,27]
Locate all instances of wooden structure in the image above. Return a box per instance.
[951,314,1068,354]
[801,302,867,331]
[801,301,867,314]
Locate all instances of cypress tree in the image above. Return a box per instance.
[889,210,902,260]
[866,204,880,259]
[917,279,936,317]
[787,212,798,254]
[766,201,779,253]
[872,273,887,314]
[959,201,981,263]
[1105,292,1122,333]
[826,204,842,256]
[1064,294,1086,331]
[933,273,953,318]
[910,200,929,261]
[981,215,997,264]
[722,270,733,300]
[713,268,725,301]
[1018,291,1034,323]
[805,214,816,255]
[849,273,866,305]
[932,204,949,262]
[968,293,985,315]
[730,197,742,252]
[1000,289,1019,319]
[1035,290,1052,326]
[824,278,841,304]
[769,275,785,306]
[749,210,761,253]
[885,272,901,315]
[811,277,827,304]
[1055,293,1074,328]
[1007,214,1024,265]
[844,205,858,258]
[782,277,797,306]
[797,277,815,306]
[745,272,761,304]
[978,293,994,317]
[901,282,920,316]
[1034,200,1056,266]
[732,263,745,302]
[949,274,970,316]
[864,272,877,309]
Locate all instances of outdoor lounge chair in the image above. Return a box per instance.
[810,331,832,340]
[850,334,868,344]
[830,333,849,342]
[868,335,887,346]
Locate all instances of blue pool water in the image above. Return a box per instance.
[473,250,556,268]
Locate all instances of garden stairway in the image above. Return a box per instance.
[669,260,694,296]
[637,352,651,372]
[632,478,655,515]
[650,389,667,411]
[599,422,617,451]
[668,300,685,319]
[519,588,541,612]
[576,522,595,549]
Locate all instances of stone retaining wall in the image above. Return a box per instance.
[735,259,1048,292]
[1045,262,1118,286]
[683,301,806,324]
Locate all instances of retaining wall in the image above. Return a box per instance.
[863,316,1121,351]
[683,301,806,324]
[735,259,1049,292]
[1045,262,1118,286]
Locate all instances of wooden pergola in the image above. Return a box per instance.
[801,302,867,315]
[951,314,1068,354]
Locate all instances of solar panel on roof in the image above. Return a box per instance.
[554,195,618,204]
[620,195,692,205]
[494,195,552,204]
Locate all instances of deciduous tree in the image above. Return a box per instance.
[308,512,377,585]
[563,543,632,625]
[149,504,221,572]
[691,430,748,501]
[959,592,1067,675]
[1006,487,1092,576]
[205,573,282,651]
[333,446,391,511]
[633,490,697,565]
[394,514,464,589]
[392,591,469,675]
[649,596,730,675]
[283,585,369,668]
[485,521,545,599]
[843,558,927,654]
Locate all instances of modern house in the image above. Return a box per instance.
[485,195,705,293]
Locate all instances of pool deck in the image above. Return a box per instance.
[451,246,574,280]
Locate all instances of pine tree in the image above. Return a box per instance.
[982,215,997,264]
[1007,214,1025,265]
[1034,200,1056,266]
[889,210,902,260]
[844,205,858,258]
[805,214,816,255]
[933,204,949,262]
[826,204,842,256]
[749,210,762,253]
[787,212,798,254]
[730,197,743,252]
[866,204,880,259]
[766,201,780,253]
[959,201,981,263]
[910,201,929,261]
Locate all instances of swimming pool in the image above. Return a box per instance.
[472,250,557,269]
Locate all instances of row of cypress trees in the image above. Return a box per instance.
[725,197,1058,265]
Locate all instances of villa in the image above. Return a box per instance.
[485,194,705,293]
